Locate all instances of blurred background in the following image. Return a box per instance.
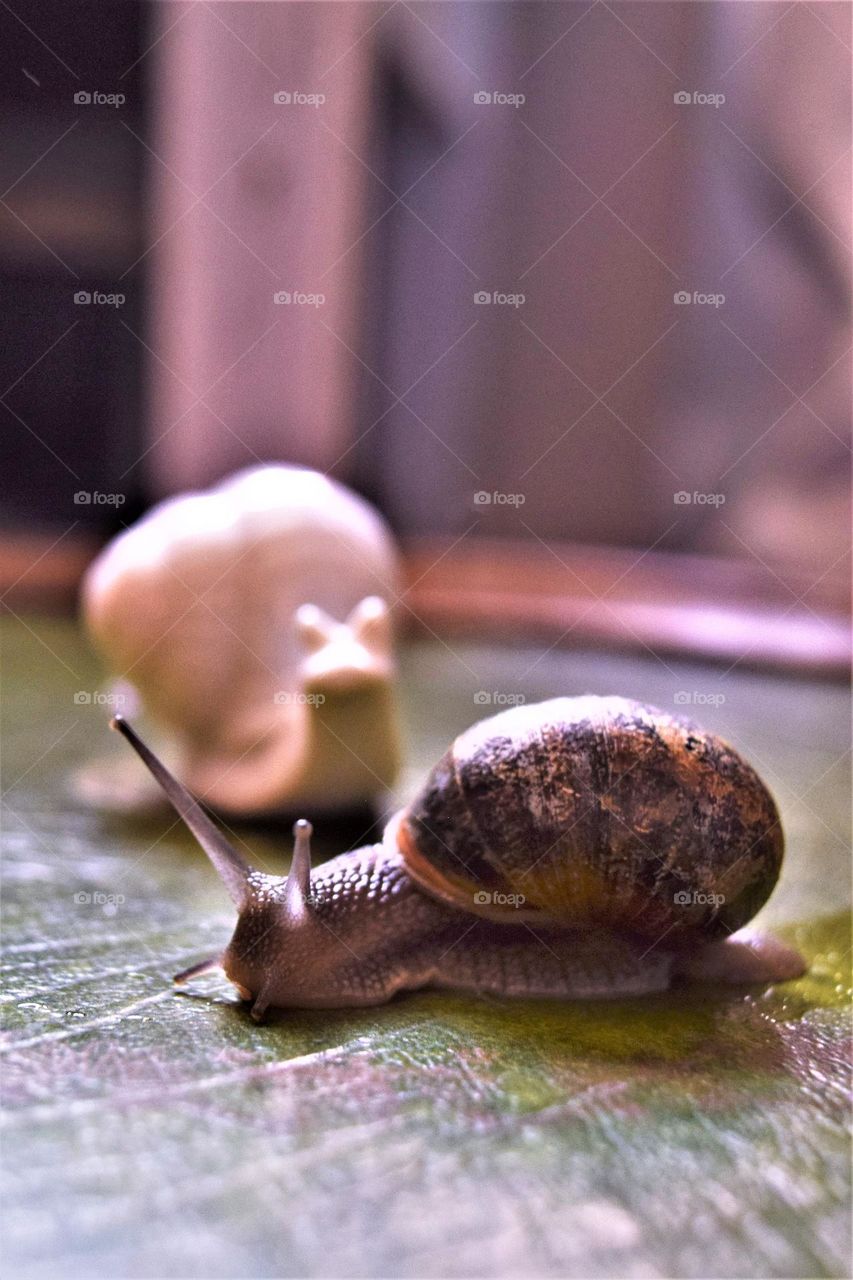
[0,0,850,673]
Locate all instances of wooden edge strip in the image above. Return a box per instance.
[1,529,849,679]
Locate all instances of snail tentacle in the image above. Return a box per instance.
[173,956,222,985]
[111,714,253,908]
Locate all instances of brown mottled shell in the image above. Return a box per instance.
[396,696,784,945]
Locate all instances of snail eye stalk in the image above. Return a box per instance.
[110,715,252,908]
[284,819,313,917]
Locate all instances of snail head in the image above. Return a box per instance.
[110,716,337,1013]
[295,596,393,694]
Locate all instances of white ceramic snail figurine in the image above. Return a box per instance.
[111,696,806,1020]
[82,466,401,816]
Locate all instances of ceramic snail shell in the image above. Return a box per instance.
[82,465,402,816]
[111,697,806,1019]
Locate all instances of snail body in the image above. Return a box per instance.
[82,465,401,816]
[112,696,806,1020]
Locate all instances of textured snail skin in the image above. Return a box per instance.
[221,837,806,1012]
[221,844,675,1010]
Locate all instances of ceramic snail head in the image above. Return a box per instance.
[111,696,806,1020]
[81,465,402,816]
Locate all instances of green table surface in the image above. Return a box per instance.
[1,615,850,1279]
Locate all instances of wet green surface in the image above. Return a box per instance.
[1,615,851,1278]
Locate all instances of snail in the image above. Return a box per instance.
[81,465,401,816]
[111,696,806,1019]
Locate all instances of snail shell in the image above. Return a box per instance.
[82,465,401,815]
[393,695,783,945]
